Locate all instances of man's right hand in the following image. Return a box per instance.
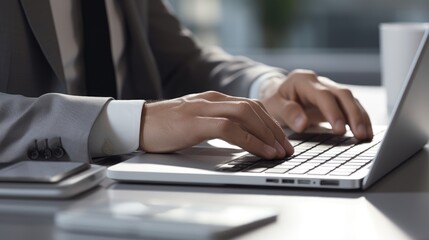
[139,91,293,159]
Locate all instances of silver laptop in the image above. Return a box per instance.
[107,30,429,190]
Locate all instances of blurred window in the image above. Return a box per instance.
[168,0,429,85]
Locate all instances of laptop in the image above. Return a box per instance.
[107,30,429,190]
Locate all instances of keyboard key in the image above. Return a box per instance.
[287,168,310,174]
[229,159,259,164]
[244,167,267,173]
[342,162,366,167]
[305,149,326,154]
[312,156,332,161]
[251,161,283,168]
[307,159,328,164]
[299,163,320,169]
[289,133,316,141]
[319,153,338,157]
[293,150,307,155]
[330,168,357,173]
[288,155,309,161]
[279,162,300,167]
[265,168,289,174]
[330,171,353,176]
[286,158,308,163]
[326,160,347,164]
[307,169,333,175]
[297,142,318,147]
[272,165,295,170]
[216,165,243,172]
[320,163,342,168]
[355,156,375,160]
[349,159,371,164]
[289,140,304,147]
[333,156,353,161]
[278,166,300,171]
[336,166,359,171]
[337,153,358,158]
[312,166,337,171]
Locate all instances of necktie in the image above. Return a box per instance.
[81,0,117,98]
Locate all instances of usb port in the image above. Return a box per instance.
[297,179,311,185]
[282,179,295,184]
[320,180,339,186]
[266,178,279,183]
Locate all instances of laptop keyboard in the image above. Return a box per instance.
[216,130,385,176]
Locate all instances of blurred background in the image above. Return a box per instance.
[168,0,429,85]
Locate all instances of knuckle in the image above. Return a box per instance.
[290,69,318,80]
[317,88,334,99]
[338,88,353,98]
[236,101,252,115]
[202,90,223,99]
[243,132,254,145]
[190,99,208,108]
[291,69,315,75]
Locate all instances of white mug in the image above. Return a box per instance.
[380,22,429,114]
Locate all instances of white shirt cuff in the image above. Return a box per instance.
[89,100,145,158]
[249,72,286,99]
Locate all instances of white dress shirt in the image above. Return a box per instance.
[50,0,275,158]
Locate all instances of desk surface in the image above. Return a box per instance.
[2,86,429,240]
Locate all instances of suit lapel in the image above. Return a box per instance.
[20,0,66,84]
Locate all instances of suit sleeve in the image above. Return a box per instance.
[0,92,110,163]
[148,0,287,98]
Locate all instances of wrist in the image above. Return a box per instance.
[259,77,284,100]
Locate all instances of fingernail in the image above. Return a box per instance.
[357,124,367,139]
[274,140,286,157]
[284,137,295,155]
[334,119,346,134]
[294,115,305,130]
[264,145,277,158]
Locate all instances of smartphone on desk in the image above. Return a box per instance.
[0,161,106,199]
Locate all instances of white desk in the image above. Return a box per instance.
[2,86,429,240]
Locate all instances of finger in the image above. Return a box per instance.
[252,100,294,154]
[198,92,291,154]
[312,77,374,140]
[280,72,348,135]
[313,76,374,139]
[199,117,281,159]
[302,107,326,124]
[301,82,348,135]
[233,98,290,151]
[277,99,309,133]
[355,99,374,139]
[317,76,374,139]
[198,100,287,157]
[328,87,370,139]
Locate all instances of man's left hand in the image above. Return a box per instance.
[260,69,373,140]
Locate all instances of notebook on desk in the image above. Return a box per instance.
[107,30,429,190]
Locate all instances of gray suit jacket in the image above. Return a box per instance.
[0,0,284,163]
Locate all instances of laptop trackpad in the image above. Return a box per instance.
[119,147,247,173]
